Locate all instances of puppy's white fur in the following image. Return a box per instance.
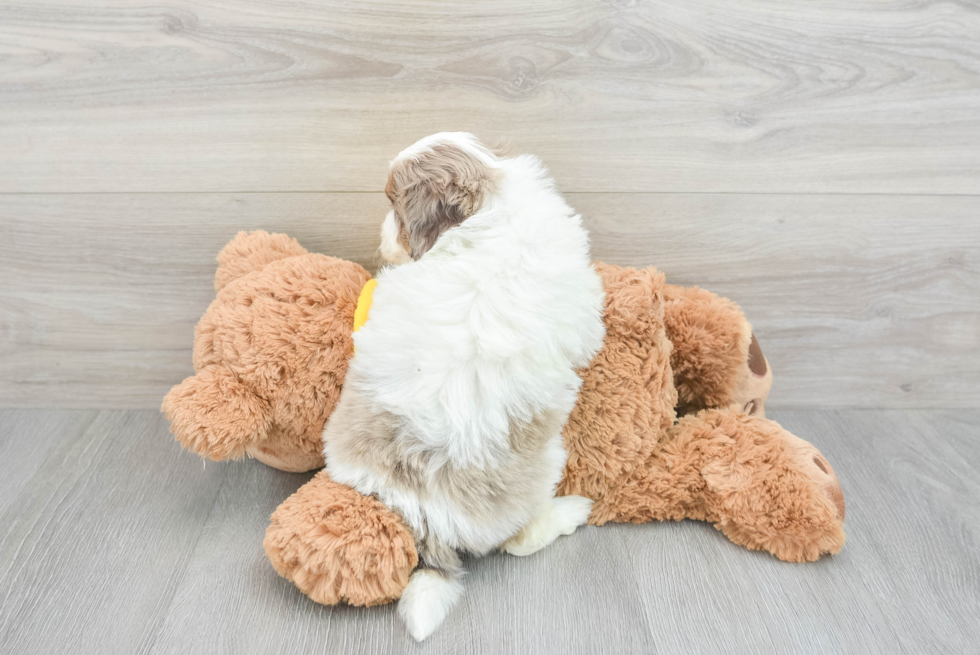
[379,210,411,266]
[502,495,595,557]
[324,133,605,640]
[397,570,464,641]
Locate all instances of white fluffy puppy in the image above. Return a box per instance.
[322,133,605,641]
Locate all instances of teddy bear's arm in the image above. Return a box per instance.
[663,284,772,417]
[161,365,272,460]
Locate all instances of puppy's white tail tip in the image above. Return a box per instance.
[397,569,463,641]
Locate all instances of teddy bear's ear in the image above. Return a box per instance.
[214,231,308,291]
[162,365,272,460]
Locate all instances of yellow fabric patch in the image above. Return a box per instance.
[353,278,377,334]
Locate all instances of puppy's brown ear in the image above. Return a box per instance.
[389,143,498,260]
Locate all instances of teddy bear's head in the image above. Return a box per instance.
[162,231,371,472]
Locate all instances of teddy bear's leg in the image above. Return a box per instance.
[264,469,418,607]
[663,284,773,417]
[213,230,308,291]
[161,365,273,460]
[598,407,845,562]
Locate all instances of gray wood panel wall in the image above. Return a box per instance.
[1,1,978,409]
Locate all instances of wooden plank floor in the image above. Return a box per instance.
[1,409,977,654]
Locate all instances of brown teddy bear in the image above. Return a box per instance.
[163,230,846,608]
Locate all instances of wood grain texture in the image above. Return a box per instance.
[2,0,976,649]
[578,193,980,410]
[1,192,977,409]
[0,192,388,409]
[0,410,229,654]
[0,409,977,654]
[1,0,979,193]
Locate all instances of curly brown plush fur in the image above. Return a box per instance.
[264,469,418,606]
[558,264,843,562]
[163,231,846,608]
[557,263,678,524]
[664,284,773,417]
[162,232,367,472]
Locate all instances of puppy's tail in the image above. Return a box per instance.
[397,537,463,641]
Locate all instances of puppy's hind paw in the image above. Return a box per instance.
[552,494,593,535]
[502,495,593,557]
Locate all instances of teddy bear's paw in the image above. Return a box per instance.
[501,495,593,557]
[264,469,418,606]
[698,414,846,563]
